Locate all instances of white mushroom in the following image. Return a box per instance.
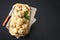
[22,6,28,11]
[16,18,24,25]
[18,11,24,17]
[22,24,28,29]
[16,24,22,29]
[14,5,22,11]
[9,28,18,34]
[18,28,25,35]
[9,29,19,36]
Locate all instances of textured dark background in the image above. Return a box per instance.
[0,0,60,40]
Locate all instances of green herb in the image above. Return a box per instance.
[24,11,28,16]
[25,16,30,20]
[24,11,30,20]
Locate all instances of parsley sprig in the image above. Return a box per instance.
[24,11,30,20]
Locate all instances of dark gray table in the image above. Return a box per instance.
[0,0,60,40]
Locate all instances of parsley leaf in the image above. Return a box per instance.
[24,11,28,16]
[25,16,30,20]
[24,11,30,20]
